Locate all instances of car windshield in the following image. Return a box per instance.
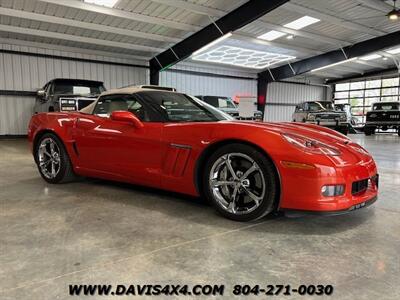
[202,96,237,109]
[372,103,399,110]
[307,101,334,112]
[54,81,105,95]
[137,91,233,122]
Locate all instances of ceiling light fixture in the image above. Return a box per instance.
[284,16,320,30]
[286,35,294,40]
[257,30,286,41]
[386,47,400,54]
[360,54,382,60]
[311,57,358,72]
[192,33,232,56]
[84,0,119,7]
[387,0,400,20]
[192,45,296,69]
[383,57,389,61]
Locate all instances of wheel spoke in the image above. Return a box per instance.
[51,161,56,177]
[212,180,235,187]
[240,164,258,180]
[228,187,238,213]
[43,150,52,157]
[225,154,238,180]
[40,160,51,167]
[243,187,262,206]
[50,142,55,155]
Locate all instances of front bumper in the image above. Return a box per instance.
[278,158,378,213]
[365,121,400,126]
[282,195,377,217]
[307,120,348,127]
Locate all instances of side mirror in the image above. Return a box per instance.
[110,111,144,128]
[37,90,46,99]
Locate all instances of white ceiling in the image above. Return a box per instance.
[0,0,398,79]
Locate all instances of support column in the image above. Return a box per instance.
[149,60,160,85]
[257,73,268,120]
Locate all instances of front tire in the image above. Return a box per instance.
[364,126,375,136]
[203,143,278,222]
[35,133,77,183]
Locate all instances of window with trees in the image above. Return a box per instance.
[333,76,400,124]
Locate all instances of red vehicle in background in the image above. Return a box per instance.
[28,86,378,221]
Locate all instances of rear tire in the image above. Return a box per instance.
[35,133,77,183]
[202,143,278,222]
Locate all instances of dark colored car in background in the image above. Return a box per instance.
[34,78,106,113]
[364,101,400,136]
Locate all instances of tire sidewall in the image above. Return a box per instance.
[35,133,69,184]
[203,143,278,222]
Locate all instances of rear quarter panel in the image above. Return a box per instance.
[28,112,77,162]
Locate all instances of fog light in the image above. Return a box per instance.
[321,185,345,197]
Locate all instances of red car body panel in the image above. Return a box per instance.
[28,112,378,212]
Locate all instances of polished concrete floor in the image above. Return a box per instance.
[1,134,399,299]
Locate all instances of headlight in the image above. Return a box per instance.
[307,114,315,121]
[282,133,341,156]
[340,114,347,121]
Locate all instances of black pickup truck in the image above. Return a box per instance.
[34,78,106,113]
[364,101,400,136]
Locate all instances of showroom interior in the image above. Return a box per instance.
[0,0,399,299]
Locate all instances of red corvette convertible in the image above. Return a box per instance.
[28,86,378,221]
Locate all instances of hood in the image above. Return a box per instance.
[224,120,348,141]
[220,120,372,165]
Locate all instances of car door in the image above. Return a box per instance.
[73,94,166,187]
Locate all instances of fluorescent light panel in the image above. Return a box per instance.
[386,47,400,55]
[284,16,320,30]
[257,16,320,42]
[258,30,286,41]
[192,45,296,69]
[192,33,232,56]
[84,0,119,7]
[360,54,382,61]
[311,57,358,72]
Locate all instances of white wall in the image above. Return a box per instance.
[0,43,149,135]
[161,63,257,99]
[264,80,328,122]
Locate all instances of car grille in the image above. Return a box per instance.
[316,114,338,120]
[352,175,378,195]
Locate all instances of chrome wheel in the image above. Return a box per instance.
[38,137,61,179]
[209,153,266,215]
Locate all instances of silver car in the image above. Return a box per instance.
[292,101,349,135]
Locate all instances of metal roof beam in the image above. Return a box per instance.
[150,0,290,74]
[0,24,164,53]
[0,7,180,44]
[38,0,201,32]
[258,30,400,82]
[283,2,385,36]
